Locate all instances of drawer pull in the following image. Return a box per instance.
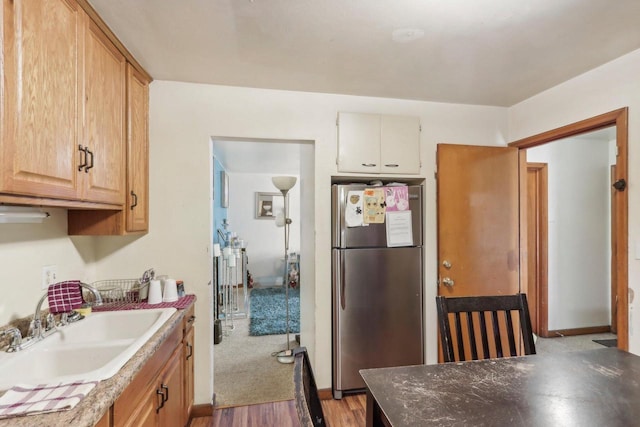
[78,145,87,171]
[361,163,377,167]
[130,191,138,209]
[156,388,166,413]
[186,342,193,360]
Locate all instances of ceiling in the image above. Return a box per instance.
[88,0,640,107]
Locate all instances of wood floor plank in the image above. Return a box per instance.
[204,394,365,427]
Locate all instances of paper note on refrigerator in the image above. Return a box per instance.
[363,188,386,224]
[384,186,409,211]
[345,190,364,227]
[386,210,413,247]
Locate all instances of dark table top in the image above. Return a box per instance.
[360,348,640,426]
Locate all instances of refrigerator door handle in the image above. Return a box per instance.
[333,250,346,309]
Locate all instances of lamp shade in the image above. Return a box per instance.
[272,176,297,192]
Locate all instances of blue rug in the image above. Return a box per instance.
[249,287,300,336]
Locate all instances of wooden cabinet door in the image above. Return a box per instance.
[380,115,421,174]
[118,382,159,427]
[126,64,150,231]
[82,17,126,204]
[1,0,82,199]
[159,347,184,427]
[183,326,195,424]
[337,112,381,173]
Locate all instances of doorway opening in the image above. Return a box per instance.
[510,107,628,351]
[210,136,315,407]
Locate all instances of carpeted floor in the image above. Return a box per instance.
[214,288,299,408]
[249,287,300,336]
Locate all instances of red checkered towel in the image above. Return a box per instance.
[0,381,98,419]
[47,280,83,314]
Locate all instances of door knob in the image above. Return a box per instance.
[442,277,454,287]
[442,260,452,269]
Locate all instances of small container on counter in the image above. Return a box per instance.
[177,280,185,297]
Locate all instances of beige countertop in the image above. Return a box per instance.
[0,301,193,427]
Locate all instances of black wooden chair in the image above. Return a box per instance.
[436,293,536,363]
[293,347,326,427]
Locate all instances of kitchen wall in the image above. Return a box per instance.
[509,47,640,352]
[0,209,97,324]
[226,172,301,285]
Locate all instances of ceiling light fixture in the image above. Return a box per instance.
[392,28,425,43]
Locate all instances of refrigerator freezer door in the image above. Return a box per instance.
[332,246,424,396]
[332,184,423,248]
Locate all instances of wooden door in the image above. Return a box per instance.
[126,64,150,232]
[1,0,82,199]
[82,17,126,204]
[437,144,520,298]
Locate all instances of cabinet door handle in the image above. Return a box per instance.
[130,191,138,210]
[156,388,166,413]
[161,384,169,403]
[384,164,399,167]
[361,163,377,167]
[78,145,87,171]
[85,148,94,172]
[186,342,193,360]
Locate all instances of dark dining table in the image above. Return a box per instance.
[360,348,640,426]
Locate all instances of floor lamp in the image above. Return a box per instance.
[272,176,297,364]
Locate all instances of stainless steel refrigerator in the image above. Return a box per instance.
[331,183,424,399]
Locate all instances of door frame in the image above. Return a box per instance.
[526,163,548,337]
[509,107,628,350]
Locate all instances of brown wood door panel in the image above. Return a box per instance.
[437,144,520,298]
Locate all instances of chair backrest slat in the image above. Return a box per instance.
[294,347,326,427]
[436,293,536,363]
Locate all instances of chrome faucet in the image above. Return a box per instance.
[31,282,103,340]
[0,328,23,352]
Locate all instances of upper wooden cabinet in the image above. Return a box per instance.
[126,64,150,232]
[337,112,421,174]
[82,17,126,205]
[67,64,149,235]
[1,0,151,219]
[1,0,83,200]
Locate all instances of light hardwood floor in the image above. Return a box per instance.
[199,335,615,426]
[194,394,366,427]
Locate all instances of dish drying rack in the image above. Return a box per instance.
[85,279,149,308]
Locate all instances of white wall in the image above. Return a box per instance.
[226,172,301,284]
[527,137,611,330]
[0,209,96,324]
[509,47,640,351]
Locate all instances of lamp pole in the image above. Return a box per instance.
[271,176,297,364]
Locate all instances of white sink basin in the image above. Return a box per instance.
[0,308,176,390]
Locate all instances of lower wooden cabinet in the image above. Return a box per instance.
[183,306,196,425]
[110,307,195,427]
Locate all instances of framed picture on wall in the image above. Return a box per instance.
[256,192,279,219]
[221,171,229,207]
